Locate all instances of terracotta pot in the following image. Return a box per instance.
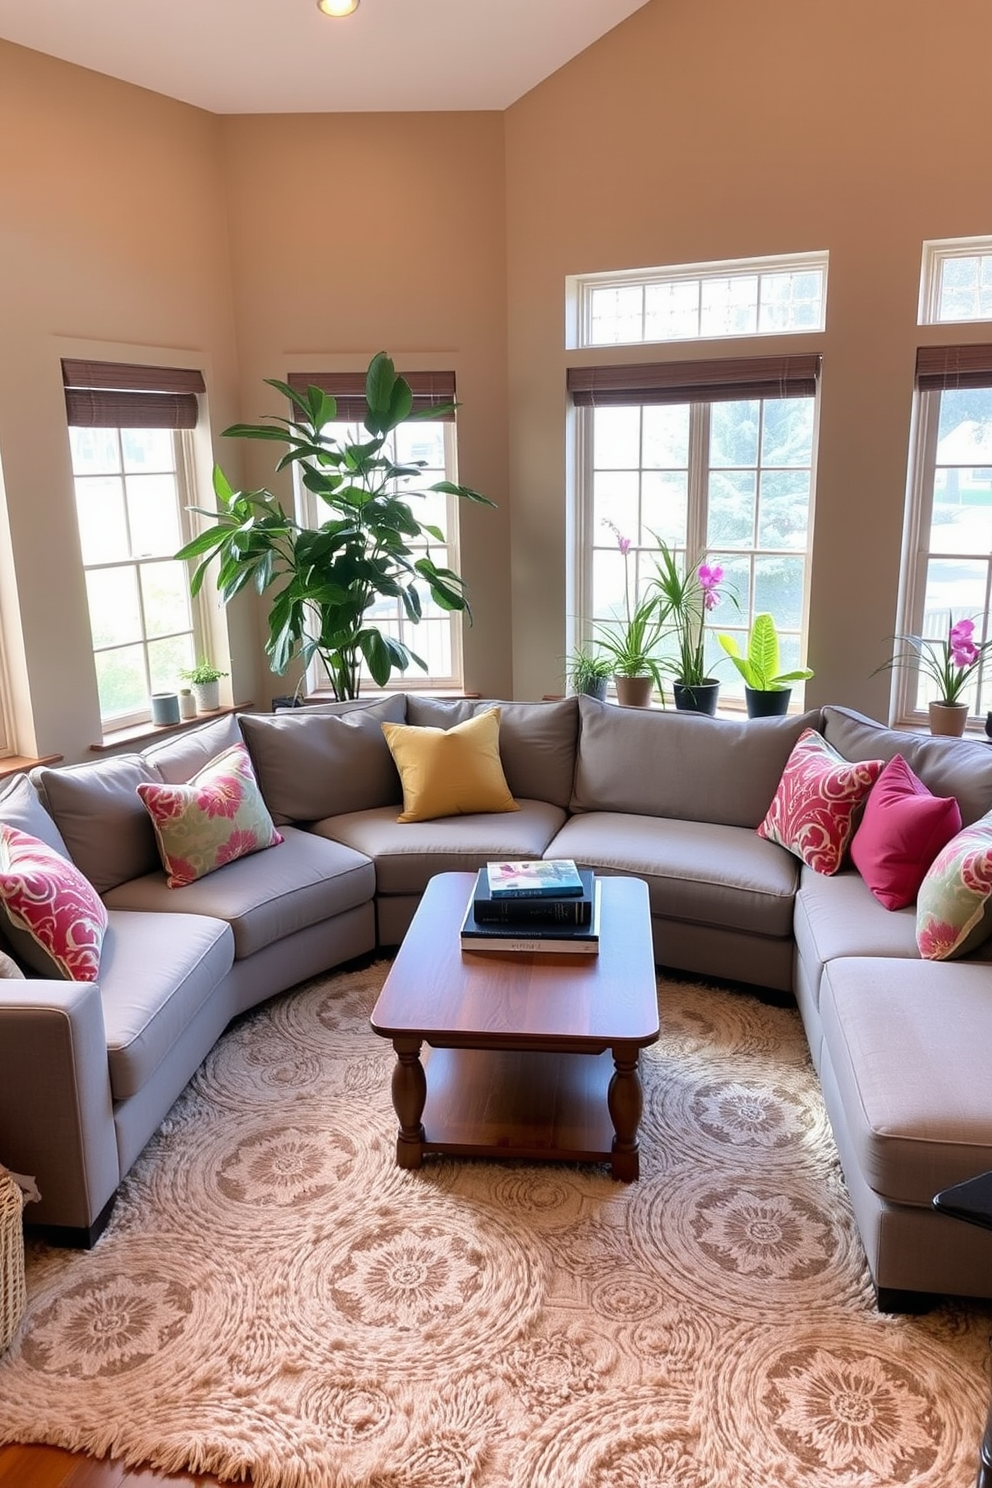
[672,679,720,716]
[613,675,654,708]
[745,686,791,719]
[928,701,968,737]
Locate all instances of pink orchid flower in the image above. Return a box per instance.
[698,563,723,612]
[617,534,632,555]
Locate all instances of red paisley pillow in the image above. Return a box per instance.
[757,729,884,876]
[0,824,107,980]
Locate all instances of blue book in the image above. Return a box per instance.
[486,858,584,899]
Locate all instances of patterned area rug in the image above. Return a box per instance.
[1,960,989,1487]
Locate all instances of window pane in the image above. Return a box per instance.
[95,645,148,718]
[593,470,639,542]
[394,422,445,470]
[121,427,176,473]
[700,276,759,338]
[758,470,811,550]
[588,284,643,345]
[642,404,690,467]
[640,471,688,547]
[922,558,989,630]
[74,476,128,564]
[148,634,194,693]
[140,561,193,639]
[709,401,760,468]
[708,470,756,548]
[86,568,142,648]
[591,546,627,623]
[754,555,805,629]
[761,399,814,467]
[127,475,183,557]
[69,427,120,476]
[593,406,641,468]
[644,280,699,341]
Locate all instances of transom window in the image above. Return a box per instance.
[894,344,992,724]
[568,356,819,706]
[568,251,828,350]
[920,238,992,324]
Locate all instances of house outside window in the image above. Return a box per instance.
[287,369,464,694]
[62,359,207,728]
[894,344,992,725]
[567,356,819,707]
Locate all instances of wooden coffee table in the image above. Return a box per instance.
[370,871,659,1180]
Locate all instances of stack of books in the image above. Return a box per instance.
[460,859,600,955]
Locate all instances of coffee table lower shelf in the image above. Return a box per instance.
[394,1044,641,1179]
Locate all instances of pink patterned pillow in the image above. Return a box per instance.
[757,729,884,876]
[0,825,107,981]
[137,744,283,889]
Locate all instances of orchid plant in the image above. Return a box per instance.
[590,524,668,688]
[877,614,992,708]
[649,539,732,688]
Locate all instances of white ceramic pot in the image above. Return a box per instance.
[192,680,221,713]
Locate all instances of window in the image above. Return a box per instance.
[287,369,464,693]
[920,238,992,325]
[62,360,207,728]
[895,344,992,724]
[568,355,819,706]
[567,252,828,350]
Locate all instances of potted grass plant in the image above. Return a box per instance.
[591,526,667,706]
[564,646,612,701]
[649,541,732,715]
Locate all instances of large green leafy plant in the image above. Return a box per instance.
[177,353,493,700]
[717,612,814,691]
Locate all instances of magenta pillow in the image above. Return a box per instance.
[757,728,883,876]
[850,754,962,910]
[137,743,283,889]
[0,824,107,981]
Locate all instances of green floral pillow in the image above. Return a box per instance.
[916,812,992,960]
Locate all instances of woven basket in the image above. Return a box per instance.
[0,1166,26,1352]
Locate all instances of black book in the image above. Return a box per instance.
[460,880,601,955]
[471,867,595,925]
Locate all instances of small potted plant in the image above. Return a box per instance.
[874,614,992,736]
[565,646,613,702]
[180,659,228,714]
[717,612,814,717]
[590,524,667,706]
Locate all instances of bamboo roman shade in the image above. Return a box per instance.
[286,370,457,422]
[566,353,821,407]
[916,344,992,391]
[61,359,205,428]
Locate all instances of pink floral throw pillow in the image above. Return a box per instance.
[916,814,992,961]
[137,744,283,889]
[0,824,107,981]
[757,728,884,876]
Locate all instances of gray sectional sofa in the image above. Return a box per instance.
[0,692,990,1312]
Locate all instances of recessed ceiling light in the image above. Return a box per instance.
[317,0,359,14]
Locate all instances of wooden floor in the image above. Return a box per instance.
[0,1444,248,1486]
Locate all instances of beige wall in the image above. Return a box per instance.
[2,0,991,765]
[505,0,992,713]
[215,110,511,703]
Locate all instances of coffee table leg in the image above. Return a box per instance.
[608,1043,642,1181]
[391,1037,427,1169]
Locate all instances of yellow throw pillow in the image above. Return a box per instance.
[381,708,520,823]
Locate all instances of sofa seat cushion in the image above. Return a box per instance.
[549,811,799,938]
[103,826,374,959]
[819,956,992,1206]
[792,869,937,1014]
[99,909,235,1099]
[312,800,566,896]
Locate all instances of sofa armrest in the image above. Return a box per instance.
[0,978,120,1235]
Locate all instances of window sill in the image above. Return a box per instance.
[90,703,254,754]
[0,753,63,779]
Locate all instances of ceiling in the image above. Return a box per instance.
[0,0,652,115]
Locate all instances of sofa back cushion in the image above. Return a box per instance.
[238,695,407,824]
[32,754,160,893]
[405,696,579,808]
[822,706,992,826]
[0,773,70,858]
[570,696,824,827]
[142,712,243,784]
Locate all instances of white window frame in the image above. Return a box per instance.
[919,236,992,325]
[572,394,817,711]
[69,426,208,729]
[0,640,12,759]
[567,250,829,351]
[895,384,992,727]
[297,419,465,696]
